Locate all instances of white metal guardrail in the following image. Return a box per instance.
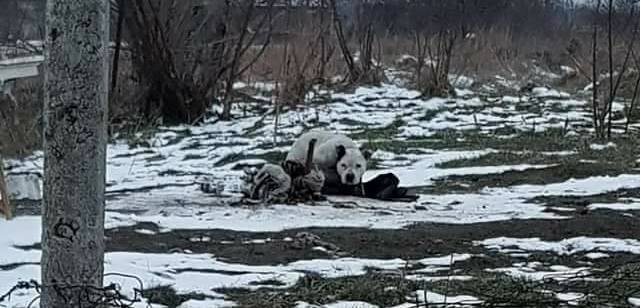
[0,55,43,99]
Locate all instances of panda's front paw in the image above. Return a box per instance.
[311,193,327,202]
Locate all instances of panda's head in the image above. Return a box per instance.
[335,145,369,185]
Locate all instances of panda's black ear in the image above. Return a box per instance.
[362,149,373,160]
[336,145,346,160]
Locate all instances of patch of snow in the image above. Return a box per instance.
[584,252,610,259]
[629,298,640,306]
[561,66,577,76]
[502,95,526,103]
[488,264,590,281]
[418,254,473,266]
[535,67,561,80]
[510,174,640,197]
[449,75,475,88]
[370,150,399,161]
[242,239,271,244]
[589,142,616,150]
[134,229,156,235]
[324,301,379,308]
[287,258,407,278]
[232,81,247,89]
[296,302,379,308]
[189,236,211,243]
[5,173,40,200]
[477,237,640,255]
[408,275,474,282]
[547,207,577,212]
[588,202,640,211]
[531,87,570,99]
[556,292,584,304]
[365,148,555,187]
[178,299,236,308]
[413,290,482,306]
[252,81,276,92]
[454,88,474,97]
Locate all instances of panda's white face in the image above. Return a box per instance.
[336,148,367,185]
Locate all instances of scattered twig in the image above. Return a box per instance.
[0,273,149,308]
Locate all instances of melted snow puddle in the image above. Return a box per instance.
[296,301,379,308]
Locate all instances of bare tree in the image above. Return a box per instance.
[330,0,383,85]
[41,0,109,307]
[273,0,335,105]
[625,51,640,133]
[587,0,639,139]
[220,0,276,121]
[121,0,275,123]
[110,0,126,92]
[124,0,225,124]
[408,0,468,97]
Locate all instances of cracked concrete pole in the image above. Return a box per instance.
[41,0,109,307]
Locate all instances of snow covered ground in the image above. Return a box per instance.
[2,80,640,307]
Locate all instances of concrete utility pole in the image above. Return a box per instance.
[41,0,109,307]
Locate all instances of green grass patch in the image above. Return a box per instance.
[144,285,208,308]
[350,118,407,140]
[338,118,371,127]
[436,151,569,169]
[220,272,419,308]
[417,108,445,122]
[423,162,638,194]
[214,151,286,167]
[424,265,640,307]
[361,128,580,153]
[529,186,640,208]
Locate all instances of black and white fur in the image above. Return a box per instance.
[242,138,325,203]
[286,130,370,187]
[284,138,325,200]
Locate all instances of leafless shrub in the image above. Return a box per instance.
[330,0,384,86]
[0,78,43,158]
[276,1,336,104]
[237,1,341,105]
[404,1,470,97]
[122,0,221,124]
[121,0,277,124]
[219,0,278,121]
[0,0,44,43]
[572,0,640,139]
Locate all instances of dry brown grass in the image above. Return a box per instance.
[0,157,12,220]
[372,26,575,93]
[108,50,149,134]
[241,29,344,105]
[0,77,42,159]
[0,49,154,159]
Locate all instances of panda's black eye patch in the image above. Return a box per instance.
[341,163,348,169]
[356,164,362,169]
